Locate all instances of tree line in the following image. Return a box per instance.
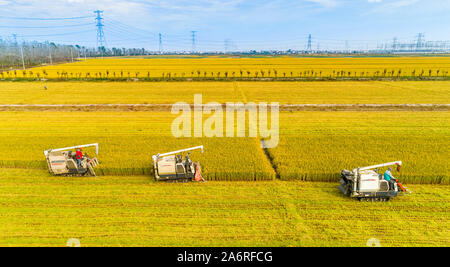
[0,40,152,71]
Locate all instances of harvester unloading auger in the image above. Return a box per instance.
[152,145,204,182]
[339,161,411,202]
[44,143,100,177]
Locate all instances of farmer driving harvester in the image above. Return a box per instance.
[384,167,396,190]
[76,148,83,168]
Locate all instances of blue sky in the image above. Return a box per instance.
[0,0,449,51]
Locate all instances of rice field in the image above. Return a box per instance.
[0,168,447,247]
[0,81,449,104]
[0,56,449,247]
[2,56,450,79]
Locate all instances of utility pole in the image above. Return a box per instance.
[159,33,162,54]
[94,10,106,53]
[70,47,74,62]
[191,31,197,53]
[48,44,53,65]
[20,44,25,70]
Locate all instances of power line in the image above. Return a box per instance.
[16,30,93,38]
[107,19,158,40]
[0,23,93,29]
[0,15,93,21]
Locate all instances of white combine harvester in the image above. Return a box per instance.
[44,143,100,177]
[152,146,204,182]
[339,161,410,201]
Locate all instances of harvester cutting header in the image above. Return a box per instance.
[44,143,100,177]
[152,145,204,182]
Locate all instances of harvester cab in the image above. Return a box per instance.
[44,143,100,177]
[339,161,410,201]
[152,145,204,182]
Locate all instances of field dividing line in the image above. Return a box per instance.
[0,104,448,107]
[0,104,448,112]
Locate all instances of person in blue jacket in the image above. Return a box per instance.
[384,167,396,190]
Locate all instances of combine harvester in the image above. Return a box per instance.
[339,161,411,202]
[44,143,100,177]
[152,145,204,182]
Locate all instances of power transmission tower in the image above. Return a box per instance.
[416,33,424,50]
[191,31,197,53]
[307,34,312,52]
[159,33,162,54]
[393,37,398,51]
[12,33,17,45]
[94,10,106,50]
[224,39,231,53]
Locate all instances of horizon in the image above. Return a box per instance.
[0,0,449,52]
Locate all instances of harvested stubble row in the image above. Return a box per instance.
[0,168,448,246]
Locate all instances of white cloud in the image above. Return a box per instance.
[365,0,420,14]
[385,0,419,8]
[305,0,339,8]
[369,0,420,9]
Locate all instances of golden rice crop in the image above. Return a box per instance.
[268,111,449,184]
[0,111,447,184]
[2,56,450,79]
[0,112,275,181]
